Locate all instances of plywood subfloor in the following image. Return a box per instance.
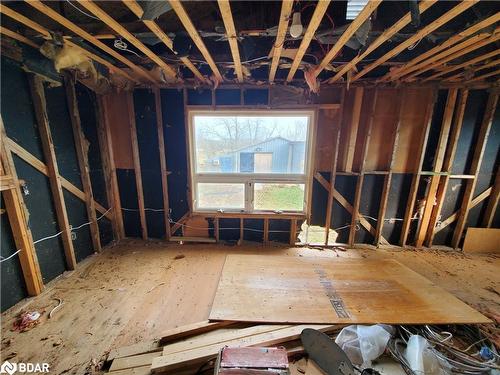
[209,255,490,324]
[1,240,499,374]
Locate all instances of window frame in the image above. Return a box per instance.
[187,109,316,215]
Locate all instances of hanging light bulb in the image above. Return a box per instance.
[289,12,303,39]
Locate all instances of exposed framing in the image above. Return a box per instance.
[218,0,244,83]
[269,0,294,83]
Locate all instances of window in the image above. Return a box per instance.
[189,110,314,213]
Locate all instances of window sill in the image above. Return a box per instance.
[191,211,306,219]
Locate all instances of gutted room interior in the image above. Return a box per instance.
[0,0,499,374]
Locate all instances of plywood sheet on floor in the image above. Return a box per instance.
[463,228,500,253]
[209,255,490,324]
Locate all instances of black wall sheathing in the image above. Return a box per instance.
[133,89,166,238]
[161,89,189,222]
[243,219,264,242]
[97,215,114,246]
[1,58,45,160]
[13,157,67,282]
[269,219,291,243]
[116,168,141,238]
[243,89,269,105]
[219,218,240,242]
[452,90,488,175]
[422,90,447,172]
[382,174,413,244]
[44,83,83,189]
[187,88,212,105]
[215,89,241,105]
[63,189,93,262]
[1,195,28,312]
[356,175,384,244]
[310,172,329,227]
[76,83,109,209]
[331,175,356,244]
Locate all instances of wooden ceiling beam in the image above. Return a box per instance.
[329,0,436,84]
[269,0,293,83]
[423,48,500,82]
[168,0,223,82]
[466,68,500,83]
[444,58,500,82]
[352,0,478,82]
[316,0,382,78]
[404,32,500,82]
[286,0,331,82]
[217,0,243,83]
[23,0,152,83]
[123,0,207,83]
[76,0,178,82]
[383,12,500,82]
[0,26,40,49]
[1,4,137,83]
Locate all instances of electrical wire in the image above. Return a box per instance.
[0,207,113,264]
[65,0,100,21]
[114,38,142,58]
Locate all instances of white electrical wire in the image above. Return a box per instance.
[65,0,100,21]
[0,207,113,264]
[114,38,142,58]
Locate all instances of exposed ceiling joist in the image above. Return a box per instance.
[383,12,500,82]
[352,0,478,82]
[466,67,500,83]
[423,49,500,82]
[444,58,500,82]
[24,0,153,84]
[217,0,243,83]
[315,0,382,78]
[269,0,293,83]
[0,26,39,49]
[123,0,207,83]
[404,31,500,82]
[328,0,436,84]
[168,0,223,82]
[0,4,136,83]
[286,0,331,82]
[76,0,178,82]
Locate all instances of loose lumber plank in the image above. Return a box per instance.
[169,0,223,81]
[29,75,77,270]
[76,0,177,81]
[218,0,243,82]
[286,1,331,82]
[65,76,101,252]
[328,0,436,83]
[159,320,236,345]
[23,0,152,83]
[315,0,381,77]
[352,0,477,82]
[0,117,44,295]
[151,325,336,373]
[110,352,159,372]
[108,340,160,363]
[126,92,148,240]
[209,255,490,324]
[269,0,294,82]
[462,228,500,253]
[108,366,150,375]
[451,92,499,248]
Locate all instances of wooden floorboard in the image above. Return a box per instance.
[209,255,490,324]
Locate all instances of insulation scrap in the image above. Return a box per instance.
[13,311,41,332]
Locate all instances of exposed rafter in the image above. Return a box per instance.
[352,0,478,82]
[0,26,39,49]
[76,0,178,82]
[444,58,500,82]
[269,0,293,83]
[122,0,207,83]
[286,0,331,82]
[382,11,500,82]
[328,1,436,84]
[404,31,500,82]
[1,4,137,83]
[466,68,500,83]
[217,0,243,83]
[423,48,500,82]
[316,0,382,78]
[169,0,223,82]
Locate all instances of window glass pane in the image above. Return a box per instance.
[197,183,245,209]
[254,183,305,211]
[193,115,308,174]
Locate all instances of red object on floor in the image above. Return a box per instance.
[216,347,290,374]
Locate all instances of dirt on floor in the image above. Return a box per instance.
[1,240,499,374]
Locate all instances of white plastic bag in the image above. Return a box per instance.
[405,335,444,375]
[335,325,392,367]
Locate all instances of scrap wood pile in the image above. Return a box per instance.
[104,321,344,375]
